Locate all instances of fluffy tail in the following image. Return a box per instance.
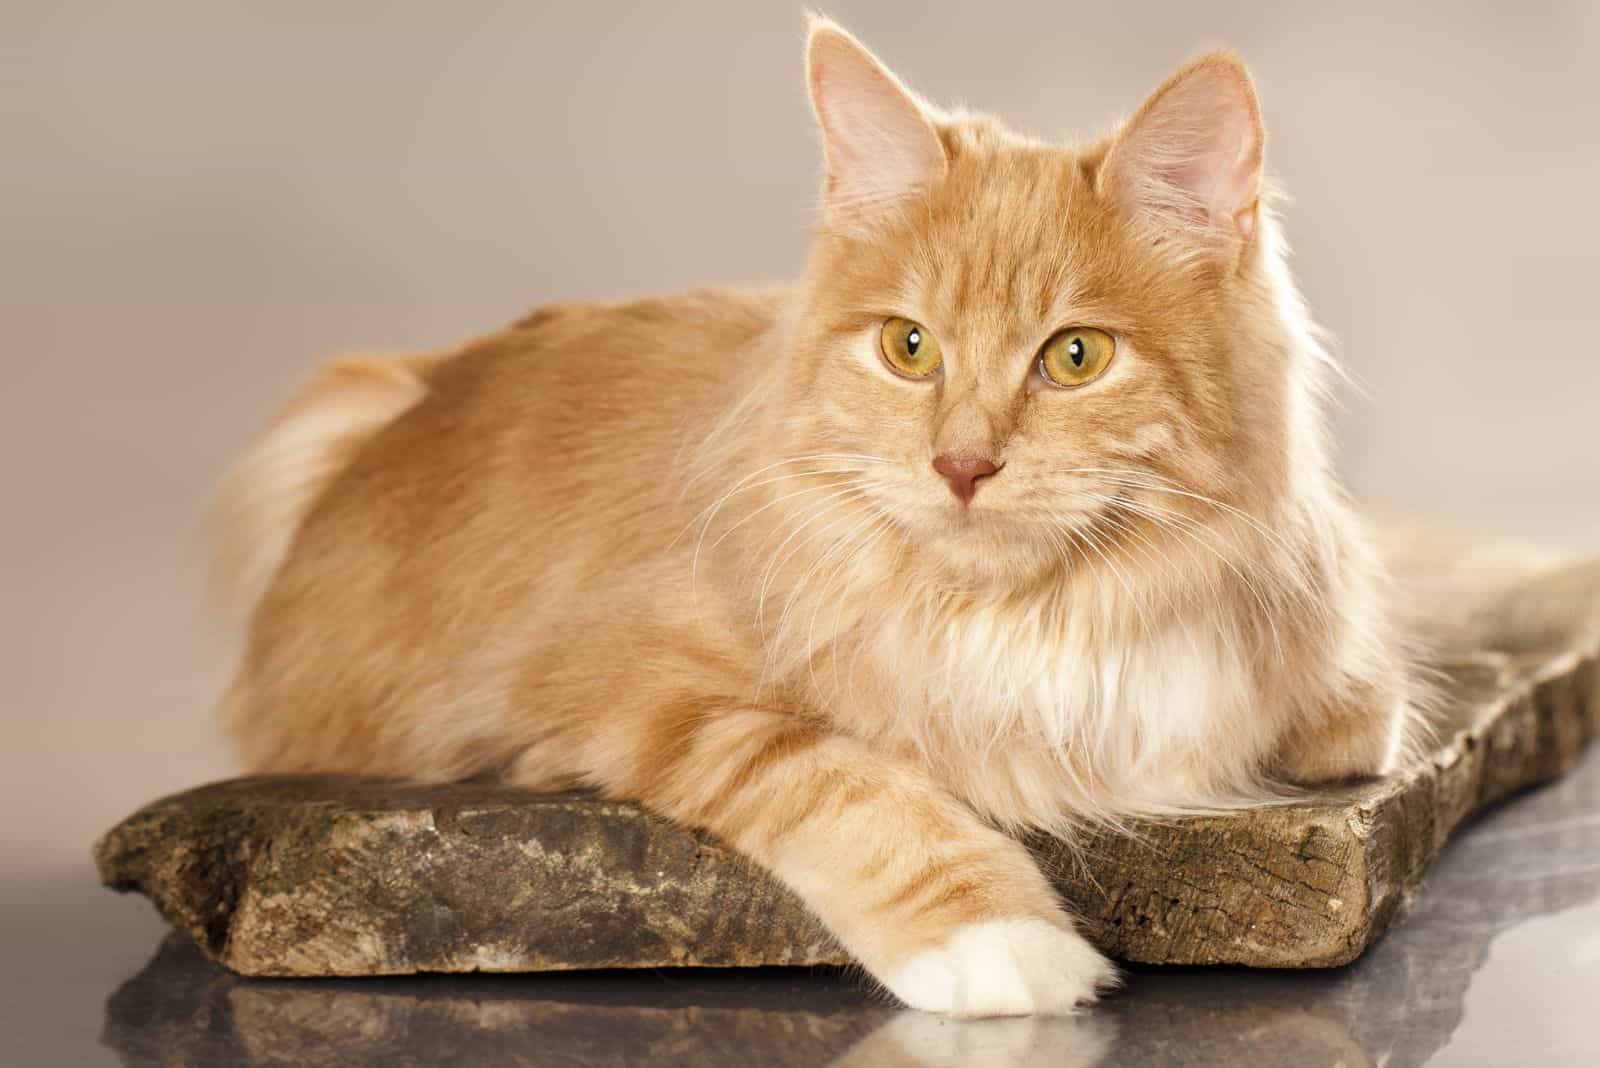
[209,352,438,626]
[1375,519,1599,657]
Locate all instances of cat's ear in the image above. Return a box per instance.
[1100,51,1264,257]
[806,18,947,226]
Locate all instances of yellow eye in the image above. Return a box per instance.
[1038,327,1115,387]
[879,317,943,378]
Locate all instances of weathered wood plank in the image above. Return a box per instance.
[95,636,1599,976]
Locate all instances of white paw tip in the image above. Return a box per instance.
[885,918,1119,1018]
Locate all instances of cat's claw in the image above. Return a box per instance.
[884,918,1119,1017]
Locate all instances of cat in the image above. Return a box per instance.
[210,18,1417,1017]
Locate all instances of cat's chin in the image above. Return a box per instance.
[921,518,1064,586]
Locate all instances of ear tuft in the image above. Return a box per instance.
[805,18,946,227]
[1100,51,1265,254]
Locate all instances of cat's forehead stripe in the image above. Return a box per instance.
[909,146,1093,346]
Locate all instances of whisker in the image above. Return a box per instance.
[686,467,875,591]
[820,510,896,699]
[1077,503,1198,652]
[674,451,892,551]
[843,520,914,708]
[799,513,890,698]
[1062,466,1308,567]
[1083,490,1289,662]
[751,498,876,703]
[710,477,872,557]
[1072,518,1158,644]
[754,484,873,628]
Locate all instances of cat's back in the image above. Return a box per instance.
[501,285,785,403]
[435,285,785,466]
[308,284,787,551]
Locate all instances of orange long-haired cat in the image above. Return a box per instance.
[212,19,1416,1016]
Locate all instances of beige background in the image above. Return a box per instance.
[3,1,1597,878]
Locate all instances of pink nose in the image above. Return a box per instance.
[932,454,1000,505]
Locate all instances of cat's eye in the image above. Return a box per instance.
[879,317,943,378]
[1038,327,1115,388]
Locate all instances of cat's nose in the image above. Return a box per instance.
[932,454,1000,505]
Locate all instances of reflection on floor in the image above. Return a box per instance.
[101,749,1599,1068]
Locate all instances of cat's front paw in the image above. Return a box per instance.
[884,918,1119,1018]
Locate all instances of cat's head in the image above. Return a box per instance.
[778,19,1321,585]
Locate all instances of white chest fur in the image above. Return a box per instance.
[863,596,1270,824]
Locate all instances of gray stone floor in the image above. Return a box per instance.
[3,744,1594,1067]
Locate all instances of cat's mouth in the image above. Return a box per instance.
[908,496,1114,577]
